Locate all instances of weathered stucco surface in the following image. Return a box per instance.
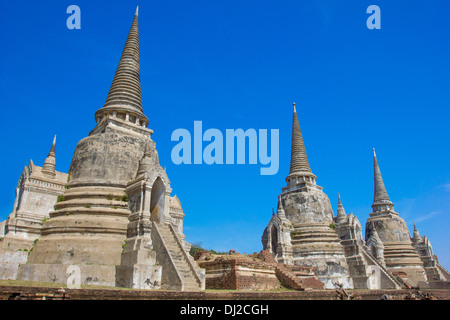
[365,214,411,243]
[69,131,157,187]
[282,186,334,224]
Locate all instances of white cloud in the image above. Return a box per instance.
[410,211,442,224]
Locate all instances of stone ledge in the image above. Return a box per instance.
[0,285,449,300]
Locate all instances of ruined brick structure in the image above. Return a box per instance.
[197,250,323,291]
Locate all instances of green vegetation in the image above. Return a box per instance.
[189,242,229,257]
[189,242,204,257]
[107,194,128,202]
[210,249,228,255]
[27,239,39,257]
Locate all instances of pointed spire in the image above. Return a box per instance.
[41,135,57,177]
[289,103,312,174]
[137,142,152,176]
[49,135,56,155]
[94,8,148,126]
[412,222,422,243]
[372,148,393,211]
[336,193,346,223]
[276,195,286,219]
[286,103,316,185]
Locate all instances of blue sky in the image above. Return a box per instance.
[0,1,449,270]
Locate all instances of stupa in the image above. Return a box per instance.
[15,7,204,290]
[262,103,352,289]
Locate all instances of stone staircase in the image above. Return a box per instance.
[275,264,305,290]
[277,264,324,290]
[435,260,450,281]
[154,223,204,291]
[257,250,324,290]
[358,241,405,289]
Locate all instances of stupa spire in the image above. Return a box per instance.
[289,103,312,174]
[136,142,152,176]
[94,7,148,127]
[41,135,57,177]
[412,222,422,243]
[286,103,316,184]
[336,193,346,223]
[276,195,286,219]
[372,148,393,211]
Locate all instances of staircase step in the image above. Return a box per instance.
[157,224,201,290]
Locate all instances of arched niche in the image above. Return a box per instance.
[150,177,166,223]
[370,245,378,259]
[271,225,278,258]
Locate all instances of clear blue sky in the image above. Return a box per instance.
[0,1,449,270]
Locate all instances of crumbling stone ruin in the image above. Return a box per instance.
[0,136,67,280]
[262,104,352,289]
[195,249,323,291]
[262,103,449,290]
[0,7,204,291]
[411,222,450,285]
[0,8,448,293]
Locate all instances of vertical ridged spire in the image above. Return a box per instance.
[372,148,393,208]
[94,7,148,125]
[41,135,56,177]
[289,103,312,175]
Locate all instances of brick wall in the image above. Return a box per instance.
[199,258,280,291]
[198,250,325,291]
